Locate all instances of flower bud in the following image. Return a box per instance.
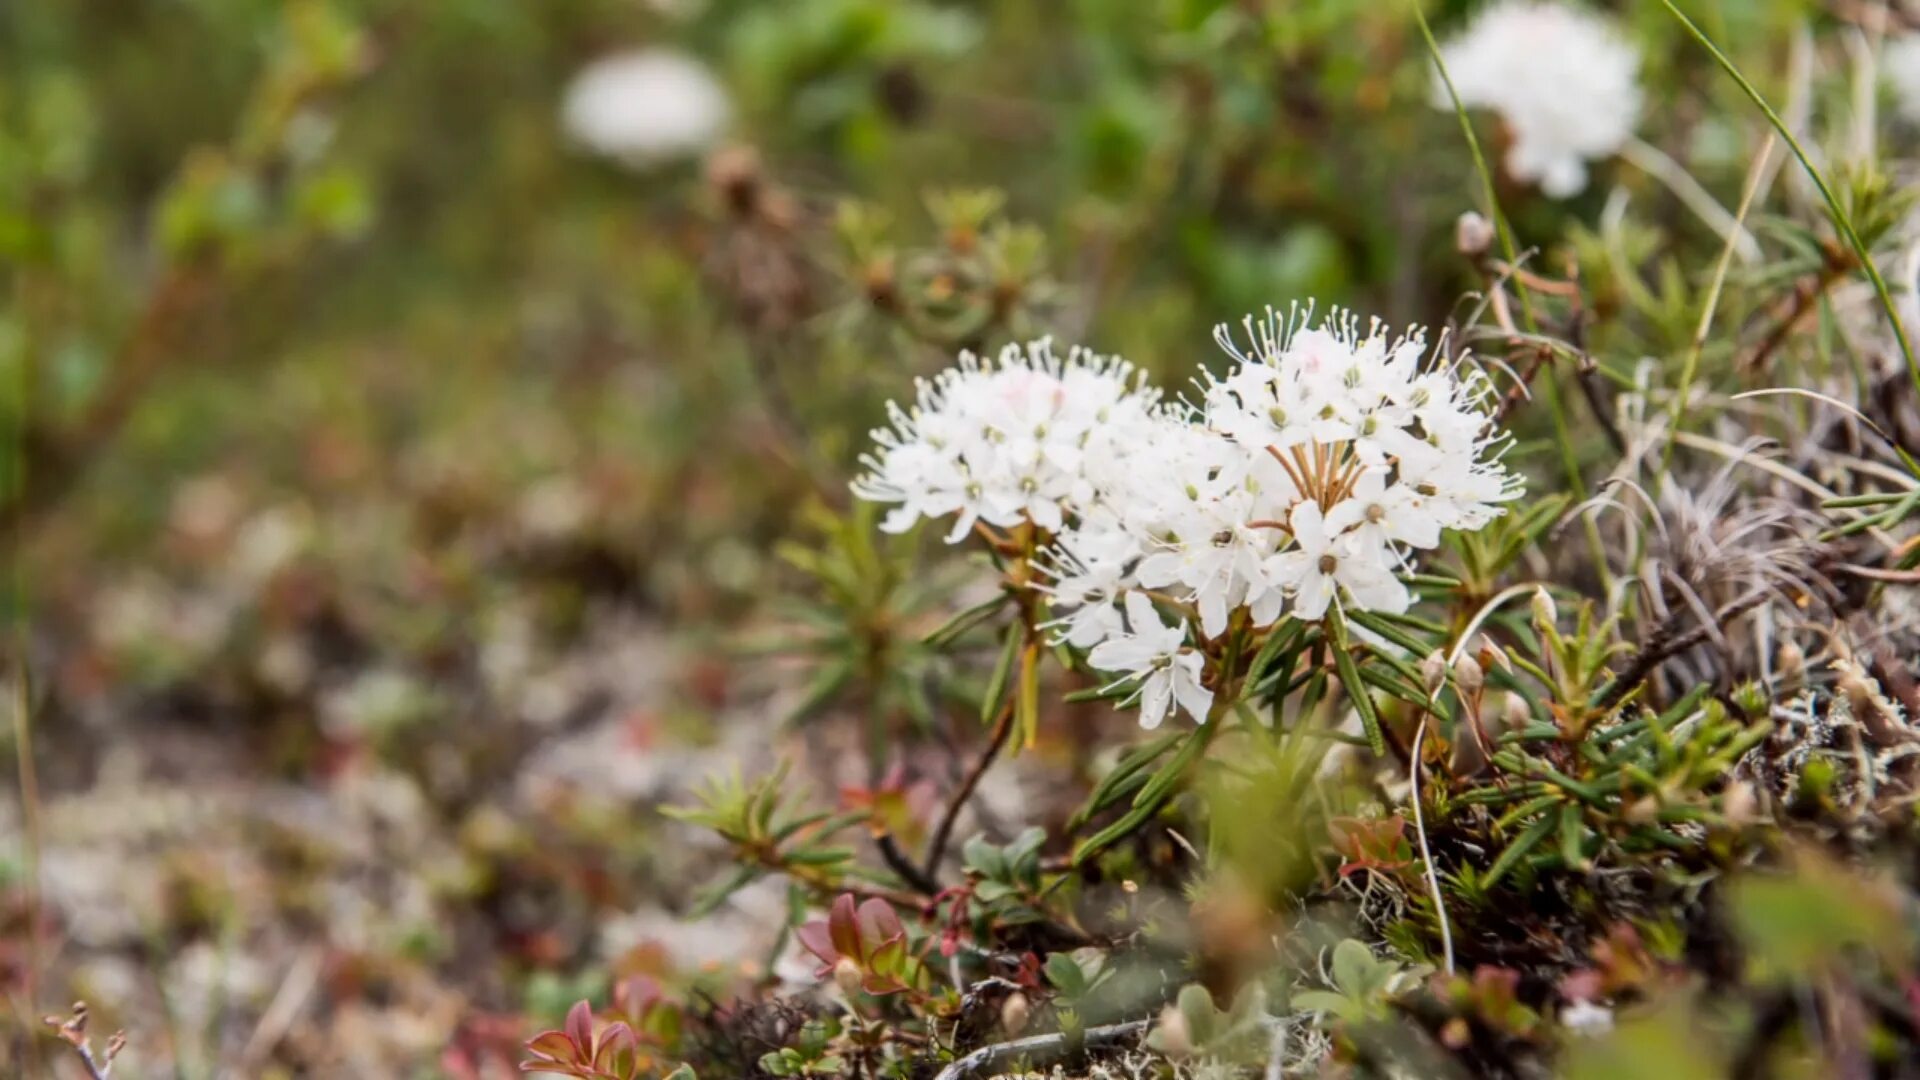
[1722,780,1758,828]
[1452,652,1484,698]
[1531,587,1557,632]
[1456,211,1495,258]
[1421,649,1448,695]
[1000,992,1031,1036]
[1449,724,1488,777]
[1154,1004,1192,1057]
[1501,691,1531,733]
[832,957,863,996]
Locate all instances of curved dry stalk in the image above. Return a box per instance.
[1406,713,1452,976]
[1661,132,1776,473]
[1620,136,1762,265]
[1408,583,1543,978]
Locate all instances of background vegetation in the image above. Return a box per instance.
[8,0,1920,1076]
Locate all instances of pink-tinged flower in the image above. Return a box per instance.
[794,894,920,996]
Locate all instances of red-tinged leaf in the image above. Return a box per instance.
[525,1030,577,1063]
[827,894,862,961]
[868,936,905,976]
[565,1001,595,1056]
[856,897,904,946]
[612,976,664,1022]
[593,1022,637,1069]
[794,919,838,968]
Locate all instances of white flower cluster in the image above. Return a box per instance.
[561,49,731,169]
[851,340,1165,543]
[854,308,1523,730]
[1433,1,1642,198]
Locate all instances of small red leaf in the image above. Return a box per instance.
[525,1031,577,1063]
[795,919,838,968]
[856,898,905,947]
[827,894,863,961]
[564,1001,595,1056]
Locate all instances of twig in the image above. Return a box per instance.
[1571,358,1628,457]
[922,701,1016,879]
[1838,564,1920,584]
[42,1003,124,1080]
[1591,587,1772,712]
[1739,246,1852,376]
[932,1018,1151,1080]
[875,832,942,895]
[70,1045,111,1080]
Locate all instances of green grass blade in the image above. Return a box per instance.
[1654,0,1918,395]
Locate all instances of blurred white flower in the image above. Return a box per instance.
[561,48,731,168]
[1887,35,1920,124]
[1434,1,1642,198]
[1561,999,1615,1036]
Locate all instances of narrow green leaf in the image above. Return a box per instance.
[1242,618,1303,694]
[981,621,1021,723]
[1483,814,1556,890]
[923,593,1010,647]
[1071,732,1183,828]
[1557,802,1585,870]
[1328,609,1386,755]
[787,659,854,727]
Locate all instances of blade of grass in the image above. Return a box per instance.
[1655,0,1919,399]
[1661,132,1776,474]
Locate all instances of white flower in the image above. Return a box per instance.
[1887,36,1920,124]
[1434,2,1642,198]
[1324,469,1440,552]
[1560,999,1615,1037]
[1037,529,1136,649]
[851,340,1163,543]
[562,49,731,168]
[853,304,1523,731]
[1265,501,1410,621]
[1087,593,1214,729]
